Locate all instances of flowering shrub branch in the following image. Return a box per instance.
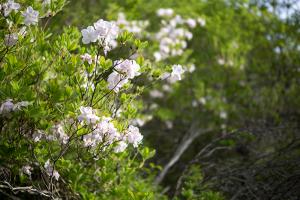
[0,1,160,199]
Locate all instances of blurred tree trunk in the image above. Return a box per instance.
[154,122,211,184]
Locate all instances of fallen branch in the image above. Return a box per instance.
[154,122,212,185]
[0,181,52,198]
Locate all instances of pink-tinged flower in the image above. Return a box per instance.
[2,0,20,17]
[80,53,93,64]
[22,165,32,176]
[114,141,128,153]
[0,99,14,114]
[22,6,39,26]
[78,106,100,124]
[186,18,197,28]
[81,26,98,44]
[44,160,60,181]
[169,64,184,83]
[107,71,128,92]
[157,8,174,17]
[126,125,143,148]
[4,33,18,46]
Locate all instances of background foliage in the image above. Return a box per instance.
[1,0,300,199]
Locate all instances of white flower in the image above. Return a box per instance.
[149,89,164,98]
[32,130,45,142]
[192,100,198,107]
[174,15,184,24]
[157,8,174,17]
[13,101,30,110]
[114,108,122,118]
[80,53,93,64]
[116,13,149,37]
[185,31,193,40]
[22,165,32,176]
[2,0,20,17]
[154,52,162,61]
[105,122,120,144]
[83,117,120,147]
[81,26,98,44]
[92,19,119,52]
[42,0,51,6]
[131,118,146,127]
[169,64,185,82]
[186,18,197,28]
[220,111,227,119]
[94,19,119,40]
[114,141,127,153]
[44,160,60,181]
[197,18,206,26]
[217,58,225,65]
[52,170,60,180]
[51,124,69,144]
[22,6,39,26]
[162,84,172,92]
[221,124,226,130]
[165,120,173,129]
[18,26,27,36]
[126,125,143,148]
[83,133,98,147]
[161,72,170,80]
[0,99,14,114]
[227,60,234,66]
[149,103,158,110]
[4,33,18,47]
[154,14,194,61]
[45,134,56,141]
[199,97,206,105]
[107,59,140,92]
[114,59,140,79]
[188,64,196,73]
[78,106,100,124]
[107,71,128,92]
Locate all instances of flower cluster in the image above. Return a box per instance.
[161,64,185,84]
[125,125,143,148]
[0,99,30,115]
[130,115,153,127]
[83,116,119,147]
[4,33,18,46]
[80,53,93,64]
[51,124,69,144]
[77,107,143,153]
[149,89,164,98]
[22,165,32,176]
[107,59,140,92]
[1,0,20,17]
[116,12,149,37]
[1,1,39,25]
[2,1,39,47]
[32,130,46,142]
[44,160,60,181]
[81,19,119,53]
[217,57,234,67]
[156,8,174,17]
[30,123,69,144]
[154,8,205,61]
[78,106,100,124]
[4,27,27,47]
[149,64,191,100]
[192,97,207,107]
